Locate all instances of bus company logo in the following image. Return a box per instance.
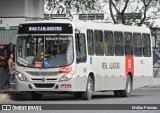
[59,66,72,73]
[2,105,12,110]
[128,59,132,69]
[41,77,45,82]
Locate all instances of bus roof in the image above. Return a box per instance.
[20,19,151,34]
[74,21,151,34]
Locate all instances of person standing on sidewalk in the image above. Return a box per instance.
[3,53,14,89]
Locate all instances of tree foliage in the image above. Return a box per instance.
[108,0,160,26]
[45,0,100,18]
[45,0,160,26]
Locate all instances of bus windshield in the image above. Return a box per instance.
[16,36,73,68]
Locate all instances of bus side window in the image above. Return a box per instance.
[94,30,104,55]
[114,32,124,56]
[133,33,142,57]
[142,34,151,57]
[87,30,94,55]
[104,31,114,56]
[124,32,133,56]
[75,33,87,63]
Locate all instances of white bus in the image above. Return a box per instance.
[15,19,153,100]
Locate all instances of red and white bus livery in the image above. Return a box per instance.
[15,19,153,100]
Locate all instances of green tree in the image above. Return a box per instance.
[45,0,100,18]
[45,0,160,26]
[108,0,160,26]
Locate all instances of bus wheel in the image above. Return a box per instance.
[31,92,42,100]
[74,92,82,99]
[114,91,121,97]
[82,76,93,100]
[120,75,132,97]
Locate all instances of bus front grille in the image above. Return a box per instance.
[34,83,55,88]
[31,78,57,81]
[26,71,59,76]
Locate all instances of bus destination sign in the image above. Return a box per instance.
[29,26,62,32]
[18,23,73,34]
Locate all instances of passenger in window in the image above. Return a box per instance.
[52,45,58,57]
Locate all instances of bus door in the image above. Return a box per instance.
[133,33,144,88]
[75,33,87,90]
[142,34,152,77]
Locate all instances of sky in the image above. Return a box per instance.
[154,19,160,27]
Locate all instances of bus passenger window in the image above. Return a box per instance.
[87,30,94,55]
[94,30,103,55]
[76,33,87,63]
[124,32,133,56]
[133,33,142,56]
[104,31,114,56]
[142,34,151,57]
[114,32,124,56]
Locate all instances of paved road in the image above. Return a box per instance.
[0,88,160,113]
[1,88,160,104]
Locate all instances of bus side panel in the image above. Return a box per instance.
[74,62,89,91]
[133,57,153,89]
[93,56,126,91]
[132,76,153,89]
[91,56,104,91]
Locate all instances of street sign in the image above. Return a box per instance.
[44,14,66,20]
[79,13,104,20]
[116,13,142,20]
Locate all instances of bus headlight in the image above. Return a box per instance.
[16,71,27,81]
[59,72,74,82]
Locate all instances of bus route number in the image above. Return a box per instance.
[59,66,72,73]
[34,61,43,68]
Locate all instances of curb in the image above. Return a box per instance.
[144,85,160,88]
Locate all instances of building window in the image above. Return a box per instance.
[104,31,114,56]
[94,30,103,55]
[124,32,133,56]
[114,32,124,56]
[133,33,142,56]
[0,20,2,24]
[142,34,151,57]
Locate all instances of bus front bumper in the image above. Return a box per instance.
[16,79,76,92]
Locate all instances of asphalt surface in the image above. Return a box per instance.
[0,88,160,113]
[0,78,160,113]
[0,88,160,104]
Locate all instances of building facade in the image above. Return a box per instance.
[0,0,44,45]
[0,0,44,90]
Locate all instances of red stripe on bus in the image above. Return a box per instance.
[125,56,134,76]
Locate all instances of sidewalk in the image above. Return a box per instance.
[147,78,160,88]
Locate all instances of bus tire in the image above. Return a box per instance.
[120,75,132,97]
[73,92,82,99]
[31,92,42,100]
[82,76,93,100]
[114,91,121,97]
